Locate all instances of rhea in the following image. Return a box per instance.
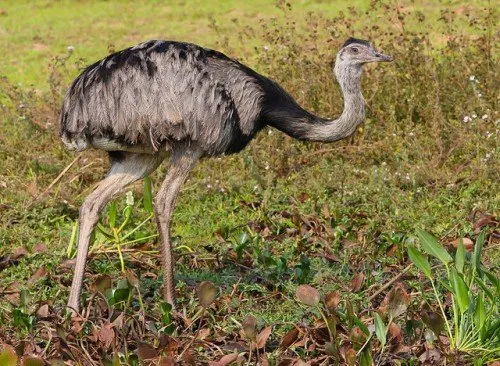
[61,38,392,313]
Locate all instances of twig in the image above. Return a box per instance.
[26,155,80,208]
[368,264,412,302]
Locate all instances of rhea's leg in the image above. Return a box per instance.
[67,152,164,314]
[154,145,202,306]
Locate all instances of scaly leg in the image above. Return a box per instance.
[154,145,202,306]
[67,152,164,314]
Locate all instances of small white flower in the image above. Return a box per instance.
[463,116,470,123]
[477,93,482,98]
[263,45,270,52]
[405,173,411,180]
[265,162,270,170]
[409,132,414,137]
[126,191,134,206]
[268,129,273,135]
[482,114,488,120]
[381,161,387,166]
[207,184,212,189]
[469,75,475,81]
[472,113,477,119]
[253,185,259,191]
[67,45,75,52]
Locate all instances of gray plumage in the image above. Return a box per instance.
[61,38,392,314]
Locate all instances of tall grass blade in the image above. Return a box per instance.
[143,175,153,213]
[374,313,387,347]
[473,230,486,275]
[456,239,465,274]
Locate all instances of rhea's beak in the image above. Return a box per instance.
[373,51,393,62]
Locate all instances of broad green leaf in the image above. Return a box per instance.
[455,239,465,274]
[359,347,372,366]
[474,276,494,301]
[374,313,387,347]
[482,269,499,295]
[474,293,486,329]
[143,176,153,213]
[473,230,485,274]
[407,246,432,279]
[108,201,117,228]
[450,268,470,314]
[416,229,452,265]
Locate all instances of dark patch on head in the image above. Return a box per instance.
[179,49,187,60]
[108,151,126,164]
[342,37,371,48]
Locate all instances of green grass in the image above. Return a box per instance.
[0,0,498,364]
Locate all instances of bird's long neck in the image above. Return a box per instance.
[263,64,365,142]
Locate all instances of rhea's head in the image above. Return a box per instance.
[336,38,393,66]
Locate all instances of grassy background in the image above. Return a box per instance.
[0,0,498,364]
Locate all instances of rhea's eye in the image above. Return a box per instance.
[351,47,359,53]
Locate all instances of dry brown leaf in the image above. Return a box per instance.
[345,347,357,366]
[295,285,320,307]
[138,342,158,360]
[473,214,496,233]
[98,322,115,349]
[36,304,50,318]
[215,353,238,366]
[11,247,29,260]
[256,326,272,349]
[32,243,47,253]
[158,356,176,366]
[28,267,48,284]
[280,327,299,350]
[20,355,44,366]
[197,281,217,308]
[324,291,341,312]
[350,272,365,292]
[450,237,474,251]
[198,327,211,340]
[242,315,257,340]
[388,322,403,342]
[91,274,112,294]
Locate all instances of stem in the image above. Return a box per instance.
[317,306,334,342]
[431,278,454,348]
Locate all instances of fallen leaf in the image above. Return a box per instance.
[473,214,496,233]
[91,274,112,294]
[11,247,29,260]
[0,344,18,365]
[197,281,217,308]
[28,267,48,284]
[295,285,320,307]
[280,328,299,350]
[125,269,139,287]
[388,322,403,342]
[450,237,474,251]
[345,347,357,366]
[33,243,48,253]
[350,272,365,292]
[138,342,158,360]
[242,315,257,340]
[216,353,238,366]
[256,326,273,349]
[198,327,211,340]
[36,304,50,318]
[386,284,410,319]
[98,322,115,349]
[324,291,341,312]
[421,310,445,336]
